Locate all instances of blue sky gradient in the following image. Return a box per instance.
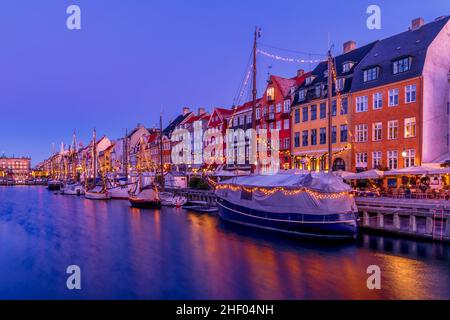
[0,0,448,164]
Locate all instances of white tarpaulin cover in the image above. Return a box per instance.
[216,173,356,215]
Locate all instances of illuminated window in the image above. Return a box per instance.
[404,117,416,138]
[404,149,415,168]
[267,88,275,101]
[388,120,398,140]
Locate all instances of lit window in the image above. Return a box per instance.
[403,149,415,168]
[404,117,416,138]
[267,88,275,101]
[388,120,398,140]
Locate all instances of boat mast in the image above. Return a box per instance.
[251,26,260,174]
[124,128,128,178]
[327,50,333,172]
[92,129,97,180]
[159,112,165,192]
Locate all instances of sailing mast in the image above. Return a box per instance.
[327,50,333,172]
[124,128,128,178]
[92,129,97,180]
[159,113,165,192]
[251,26,260,174]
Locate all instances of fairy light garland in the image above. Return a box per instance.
[216,184,349,200]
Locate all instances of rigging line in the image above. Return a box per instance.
[258,42,326,57]
[233,49,254,106]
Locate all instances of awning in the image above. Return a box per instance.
[344,169,384,180]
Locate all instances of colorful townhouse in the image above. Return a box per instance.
[291,40,377,172]
[351,16,450,172]
[205,107,234,166]
[257,71,310,169]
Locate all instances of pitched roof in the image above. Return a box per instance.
[351,16,450,92]
[163,112,193,135]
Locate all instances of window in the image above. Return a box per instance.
[233,117,238,126]
[269,105,274,114]
[340,97,348,115]
[393,57,412,74]
[311,129,317,146]
[340,125,348,142]
[247,114,252,124]
[283,100,290,113]
[284,119,290,130]
[363,67,379,82]
[310,104,317,120]
[302,107,308,122]
[320,103,326,119]
[302,130,308,147]
[373,92,383,109]
[332,126,337,144]
[356,96,368,112]
[336,78,345,91]
[262,106,267,116]
[267,87,275,101]
[294,132,301,148]
[355,124,368,142]
[404,117,416,138]
[239,116,244,125]
[332,100,337,116]
[404,149,415,168]
[305,76,314,85]
[283,138,290,150]
[387,151,398,169]
[294,109,300,123]
[320,128,326,144]
[405,84,416,103]
[372,122,382,141]
[388,120,398,140]
[276,121,281,130]
[315,85,322,98]
[388,89,399,106]
[342,62,354,73]
[372,151,382,169]
[298,90,306,101]
[276,103,282,113]
[356,153,368,168]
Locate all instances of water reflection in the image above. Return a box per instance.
[0,186,448,299]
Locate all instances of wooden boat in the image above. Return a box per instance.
[60,182,85,196]
[85,186,111,200]
[129,186,161,209]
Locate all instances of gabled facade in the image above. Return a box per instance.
[291,41,377,172]
[351,16,450,172]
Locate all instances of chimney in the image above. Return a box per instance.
[198,107,206,116]
[411,17,425,31]
[343,41,356,54]
[297,69,305,77]
[182,107,190,115]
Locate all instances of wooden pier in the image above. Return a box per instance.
[356,197,450,242]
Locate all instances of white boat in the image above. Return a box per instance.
[160,192,174,206]
[108,185,131,199]
[47,180,62,191]
[215,172,358,239]
[172,195,187,207]
[60,182,85,196]
[85,186,111,200]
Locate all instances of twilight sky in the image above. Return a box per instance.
[0,0,448,164]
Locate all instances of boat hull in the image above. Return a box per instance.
[129,198,161,209]
[47,182,61,191]
[85,191,111,200]
[109,187,130,200]
[216,197,357,239]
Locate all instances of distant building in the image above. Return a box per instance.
[0,156,31,181]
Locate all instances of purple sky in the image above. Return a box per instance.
[0,0,448,165]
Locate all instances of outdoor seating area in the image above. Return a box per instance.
[345,165,450,200]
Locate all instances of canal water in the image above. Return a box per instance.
[0,186,448,300]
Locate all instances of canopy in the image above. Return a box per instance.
[344,169,384,180]
[384,165,438,176]
[211,170,249,177]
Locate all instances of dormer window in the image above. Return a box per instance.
[342,62,354,73]
[393,57,412,74]
[267,87,275,101]
[298,90,306,101]
[305,76,314,85]
[363,67,379,82]
[290,87,296,95]
[324,70,329,78]
[336,78,345,91]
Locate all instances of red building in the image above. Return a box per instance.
[206,107,234,165]
[257,70,310,169]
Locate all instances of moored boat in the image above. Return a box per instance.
[47,180,62,191]
[129,186,161,209]
[60,182,85,196]
[215,172,358,239]
[85,186,111,200]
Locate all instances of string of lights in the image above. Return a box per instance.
[257,49,326,64]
